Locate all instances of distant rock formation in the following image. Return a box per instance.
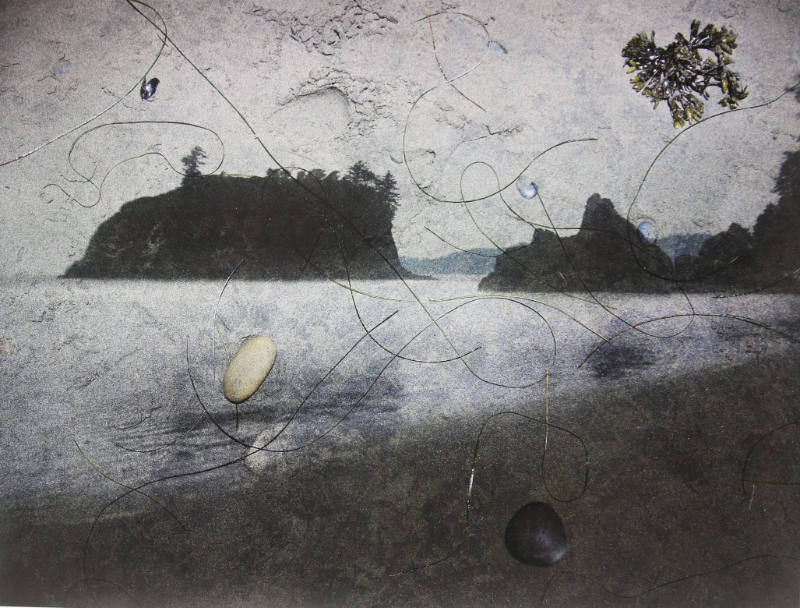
[752,149,800,283]
[672,148,800,291]
[480,161,800,293]
[479,194,676,293]
[63,161,414,281]
[671,222,755,285]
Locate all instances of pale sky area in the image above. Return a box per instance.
[1,0,798,275]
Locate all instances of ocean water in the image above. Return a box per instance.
[2,276,797,497]
[2,277,800,607]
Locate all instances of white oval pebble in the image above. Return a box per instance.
[223,336,277,403]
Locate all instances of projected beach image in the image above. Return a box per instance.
[1,1,799,606]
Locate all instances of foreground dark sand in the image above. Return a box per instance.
[3,352,799,607]
[1,1,799,605]
[1,280,798,607]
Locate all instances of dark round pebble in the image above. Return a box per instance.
[504,501,567,566]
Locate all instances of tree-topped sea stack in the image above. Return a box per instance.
[63,159,411,281]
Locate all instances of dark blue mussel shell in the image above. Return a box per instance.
[140,77,160,100]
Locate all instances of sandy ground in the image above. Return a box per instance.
[1,277,799,607]
[1,0,799,272]
[1,1,800,607]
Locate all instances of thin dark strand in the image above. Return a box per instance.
[188,311,400,453]
[213,257,249,431]
[46,120,224,208]
[622,84,798,282]
[81,309,399,588]
[458,160,603,302]
[0,4,168,168]
[579,311,800,369]
[426,291,610,343]
[314,202,474,364]
[403,115,597,204]
[81,448,255,585]
[414,5,489,112]
[539,570,558,603]
[399,22,597,205]
[387,550,455,577]
[740,420,800,494]
[74,439,187,529]
[424,226,500,257]
[713,267,800,298]
[63,575,137,607]
[466,410,590,522]
[559,553,800,600]
[342,252,484,364]
[214,257,248,361]
[536,189,697,339]
[272,201,480,364]
[190,295,537,455]
[432,297,557,389]
[125,1,483,386]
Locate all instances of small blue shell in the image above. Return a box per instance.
[636,220,658,245]
[515,177,538,200]
[140,77,160,100]
[488,40,507,55]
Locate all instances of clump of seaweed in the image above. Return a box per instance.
[622,19,749,128]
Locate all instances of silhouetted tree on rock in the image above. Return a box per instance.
[63,157,411,280]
